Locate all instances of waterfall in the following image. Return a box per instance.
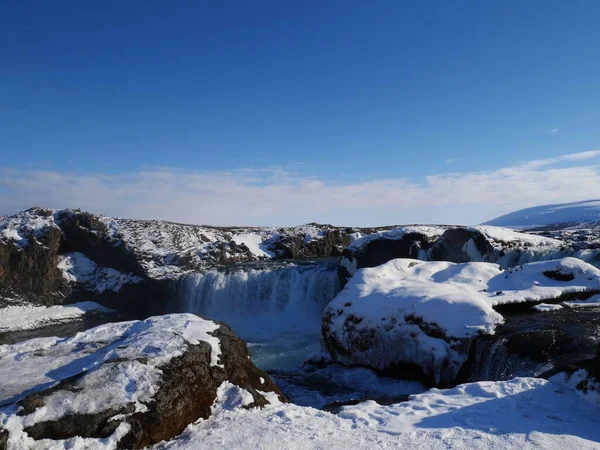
[467,337,538,382]
[181,261,340,319]
[179,261,341,370]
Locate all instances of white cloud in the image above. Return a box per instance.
[547,128,559,135]
[1,150,600,226]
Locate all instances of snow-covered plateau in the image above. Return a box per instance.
[0,204,599,449]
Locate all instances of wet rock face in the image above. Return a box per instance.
[460,305,600,384]
[1,317,284,450]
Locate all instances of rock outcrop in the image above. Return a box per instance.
[323,258,600,387]
[337,225,599,286]
[0,208,373,314]
[0,313,284,450]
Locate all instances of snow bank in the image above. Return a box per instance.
[57,252,143,292]
[0,301,113,333]
[151,377,600,450]
[231,233,275,258]
[323,257,600,384]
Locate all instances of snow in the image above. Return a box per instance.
[152,377,600,450]
[475,225,563,248]
[550,369,600,404]
[212,381,255,415]
[533,303,563,312]
[565,301,600,308]
[483,199,600,229]
[57,252,143,293]
[0,313,222,449]
[324,257,600,383]
[348,226,446,251]
[0,301,113,333]
[231,233,275,258]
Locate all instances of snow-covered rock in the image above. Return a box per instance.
[57,252,143,293]
[337,224,600,285]
[0,207,366,309]
[323,257,600,386]
[0,313,283,449]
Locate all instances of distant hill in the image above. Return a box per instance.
[483,199,600,229]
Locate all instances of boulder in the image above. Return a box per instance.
[336,224,599,288]
[429,227,495,263]
[323,257,600,387]
[0,313,284,449]
[338,227,443,286]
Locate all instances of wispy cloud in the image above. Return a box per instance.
[1,150,599,226]
[547,128,559,135]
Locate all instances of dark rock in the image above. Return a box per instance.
[430,228,495,263]
[0,428,7,450]
[458,305,600,384]
[0,209,68,305]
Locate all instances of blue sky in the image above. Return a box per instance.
[1,1,600,225]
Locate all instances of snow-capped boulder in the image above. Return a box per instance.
[338,226,445,285]
[322,257,600,387]
[0,313,284,449]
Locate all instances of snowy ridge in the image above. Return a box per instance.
[99,217,344,278]
[484,199,600,229]
[323,257,600,384]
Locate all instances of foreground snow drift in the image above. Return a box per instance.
[323,257,600,385]
[153,376,600,450]
[0,313,283,449]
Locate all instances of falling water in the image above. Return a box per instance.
[179,260,341,369]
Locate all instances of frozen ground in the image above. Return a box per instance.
[152,376,600,450]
